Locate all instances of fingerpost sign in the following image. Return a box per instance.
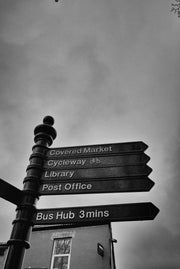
[0,116,159,269]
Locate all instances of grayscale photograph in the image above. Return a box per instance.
[0,1,179,269]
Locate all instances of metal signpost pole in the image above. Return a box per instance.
[3,116,56,269]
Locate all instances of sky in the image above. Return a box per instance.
[0,0,180,268]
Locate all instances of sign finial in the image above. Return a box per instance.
[43,116,54,126]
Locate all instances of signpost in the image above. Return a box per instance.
[39,177,154,195]
[2,116,57,269]
[0,115,159,269]
[34,202,159,226]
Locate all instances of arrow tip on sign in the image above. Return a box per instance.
[149,179,155,190]
[146,165,153,176]
[141,141,148,151]
[149,202,160,219]
[144,153,151,163]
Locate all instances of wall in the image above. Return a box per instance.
[22,224,113,269]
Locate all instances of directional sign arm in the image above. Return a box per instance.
[44,153,150,170]
[46,141,148,158]
[0,178,23,205]
[39,178,154,195]
[42,165,152,180]
[34,202,159,225]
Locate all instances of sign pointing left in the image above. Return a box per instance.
[0,178,23,205]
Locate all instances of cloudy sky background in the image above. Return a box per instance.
[0,0,180,268]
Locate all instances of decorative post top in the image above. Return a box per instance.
[43,115,55,126]
[34,116,57,146]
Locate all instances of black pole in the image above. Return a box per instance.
[3,116,57,269]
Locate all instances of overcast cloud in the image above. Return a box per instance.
[0,1,180,268]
